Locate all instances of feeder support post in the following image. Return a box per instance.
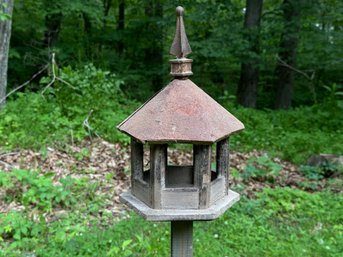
[171,221,193,257]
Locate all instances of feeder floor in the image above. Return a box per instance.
[119,190,240,221]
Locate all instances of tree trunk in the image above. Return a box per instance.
[237,0,263,108]
[117,0,125,54]
[83,12,92,59]
[101,0,112,52]
[104,0,112,18]
[274,0,302,109]
[43,12,63,48]
[144,0,163,92]
[0,0,13,108]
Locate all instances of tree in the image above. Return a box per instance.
[237,0,264,108]
[43,13,63,48]
[274,0,302,109]
[144,0,163,92]
[117,0,125,54]
[0,0,13,108]
[103,0,112,18]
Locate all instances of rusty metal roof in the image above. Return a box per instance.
[117,79,244,144]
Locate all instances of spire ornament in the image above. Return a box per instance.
[170,6,192,58]
[169,6,193,78]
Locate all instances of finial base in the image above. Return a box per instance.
[170,58,193,78]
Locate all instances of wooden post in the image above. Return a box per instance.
[216,138,229,193]
[150,144,167,209]
[131,138,144,182]
[193,144,211,209]
[171,221,193,257]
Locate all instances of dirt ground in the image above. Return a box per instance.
[0,138,336,217]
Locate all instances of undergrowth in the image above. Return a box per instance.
[228,104,343,164]
[0,64,138,149]
[1,188,342,257]
[0,64,342,164]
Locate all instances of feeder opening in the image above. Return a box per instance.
[165,144,194,188]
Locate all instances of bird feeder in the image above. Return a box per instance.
[118,6,244,257]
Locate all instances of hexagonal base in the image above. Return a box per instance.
[120,190,240,221]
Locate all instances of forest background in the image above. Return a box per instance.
[2,0,343,108]
[0,0,342,256]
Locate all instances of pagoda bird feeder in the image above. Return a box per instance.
[119,6,244,257]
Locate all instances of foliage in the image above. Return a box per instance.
[0,64,137,149]
[322,83,343,109]
[1,188,342,256]
[299,162,339,180]
[1,1,342,256]
[0,92,74,149]
[1,65,341,164]
[228,102,343,164]
[50,64,136,144]
[6,0,343,107]
[0,169,77,211]
[196,188,343,257]
[0,211,43,241]
[242,155,282,182]
[0,3,11,21]
[0,167,107,247]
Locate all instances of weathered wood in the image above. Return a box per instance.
[131,138,144,183]
[193,144,211,209]
[216,138,229,193]
[209,177,225,205]
[162,188,199,209]
[150,144,167,209]
[166,166,193,188]
[171,221,193,257]
[132,178,152,206]
[120,190,240,221]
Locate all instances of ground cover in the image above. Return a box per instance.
[0,139,342,256]
[0,65,342,256]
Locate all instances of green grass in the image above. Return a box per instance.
[1,64,342,255]
[1,187,342,257]
[229,104,343,164]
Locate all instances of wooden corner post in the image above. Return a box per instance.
[131,138,144,184]
[193,144,212,209]
[216,138,229,193]
[150,144,167,209]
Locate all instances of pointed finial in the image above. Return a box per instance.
[170,6,192,58]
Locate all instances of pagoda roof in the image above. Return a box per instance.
[117,79,244,144]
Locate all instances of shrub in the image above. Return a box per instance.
[228,104,343,164]
[242,155,282,182]
[0,170,74,211]
[299,162,339,180]
[2,188,342,257]
[0,212,44,241]
[0,64,138,149]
